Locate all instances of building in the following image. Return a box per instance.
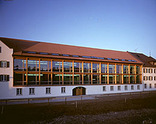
[129,52,156,91]
[0,37,144,100]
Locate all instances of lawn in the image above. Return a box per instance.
[0,92,156,124]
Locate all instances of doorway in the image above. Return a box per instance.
[73,87,86,96]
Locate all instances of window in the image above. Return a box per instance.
[92,63,100,73]
[109,64,115,73]
[93,74,100,84]
[0,47,1,53]
[118,86,121,91]
[125,85,128,90]
[46,88,51,94]
[131,85,134,90]
[109,75,115,84]
[123,65,129,74]
[14,59,26,71]
[74,62,82,72]
[28,60,39,71]
[0,75,9,81]
[53,74,62,85]
[83,62,91,73]
[110,86,114,91]
[101,75,107,84]
[154,69,156,73]
[137,85,140,90]
[116,65,122,74]
[143,76,146,81]
[0,61,9,68]
[149,84,152,88]
[64,74,72,85]
[151,69,153,73]
[61,87,65,93]
[144,84,147,89]
[130,66,135,74]
[64,62,72,72]
[103,86,106,91]
[29,88,35,95]
[16,88,22,95]
[52,61,62,72]
[101,64,107,73]
[136,66,140,74]
[143,68,145,73]
[154,76,156,81]
[84,74,91,84]
[116,75,122,84]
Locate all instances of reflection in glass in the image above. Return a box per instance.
[83,63,91,73]
[84,74,91,84]
[101,75,107,84]
[109,64,115,73]
[101,64,107,73]
[74,62,82,72]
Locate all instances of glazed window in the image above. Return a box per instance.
[125,85,128,90]
[118,86,121,91]
[83,62,91,73]
[109,64,115,74]
[109,75,115,84]
[101,64,107,73]
[0,75,9,82]
[46,88,51,94]
[93,74,100,84]
[101,75,107,84]
[123,75,129,84]
[92,63,100,73]
[0,61,9,68]
[40,74,51,85]
[130,75,135,84]
[131,85,134,90]
[137,85,140,90]
[116,65,122,74]
[29,88,35,95]
[74,62,82,72]
[103,86,106,91]
[61,87,65,93]
[123,65,129,74]
[52,61,62,72]
[28,74,39,85]
[110,86,114,91]
[40,60,51,71]
[136,66,140,74]
[84,74,91,84]
[53,74,62,85]
[27,60,39,71]
[144,84,147,89]
[116,75,122,84]
[16,88,22,95]
[74,74,82,85]
[130,66,135,74]
[64,62,72,72]
[64,74,72,85]
[14,59,25,71]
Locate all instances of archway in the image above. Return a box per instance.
[73,87,86,96]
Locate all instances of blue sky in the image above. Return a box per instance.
[0,0,156,58]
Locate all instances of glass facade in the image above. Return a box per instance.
[13,58,142,86]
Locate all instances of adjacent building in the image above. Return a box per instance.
[129,52,156,91]
[0,37,147,100]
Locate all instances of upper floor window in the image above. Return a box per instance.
[0,61,9,68]
[0,47,1,53]
[0,75,9,82]
[154,69,156,73]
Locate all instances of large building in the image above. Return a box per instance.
[129,52,156,91]
[0,37,149,100]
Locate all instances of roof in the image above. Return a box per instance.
[0,37,142,64]
[129,52,156,67]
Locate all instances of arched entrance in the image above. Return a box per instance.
[73,87,86,96]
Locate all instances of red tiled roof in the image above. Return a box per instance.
[0,37,142,64]
[129,52,156,67]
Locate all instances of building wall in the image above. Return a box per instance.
[143,67,156,91]
[0,40,13,99]
[2,84,143,99]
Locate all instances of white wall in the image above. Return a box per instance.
[0,40,13,99]
[143,67,156,91]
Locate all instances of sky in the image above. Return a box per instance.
[0,0,156,58]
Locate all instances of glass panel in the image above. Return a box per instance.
[116,65,122,74]
[28,60,39,71]
[83,62,91,73]
[74,74,82,85]
[130,66,135,74]
[14,73,23,85]
[28,74,39,85]
[64,62,72,72]
[130,75,135,84]
[109,75,115,84]
[116,75,122,84]
[52,61,62,72]
[92,63,100,73]
[40,61,51,71]
[93,74,100,84]
[136,66,140,74]
[123,65,129,74]
[101,64,107,73]
[53,74,62,85]
[84,74,91,84]
[14,59,25,71]
[40,74,49,85]
[74,62,82,72]
[136,75,140,83]
[123,75,129,84]
[64,74,72,85]
[101,75,107,84]
[109,64,115,74]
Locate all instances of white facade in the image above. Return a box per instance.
[143,67,156,91]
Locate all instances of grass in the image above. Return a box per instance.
[0,93,156,124]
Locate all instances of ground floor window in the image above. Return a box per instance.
[103,86,106,91]
[61,87,65,93]
[149,84,152,88]
[29,88,35,95]
[144,84,147,89]
[131,85,134,90]
[16,88,22,95]
[125,85,128,90]
[110,86,114,91]
[118,86,121,91]
[46,88,51,94]
[137,85,140,90]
